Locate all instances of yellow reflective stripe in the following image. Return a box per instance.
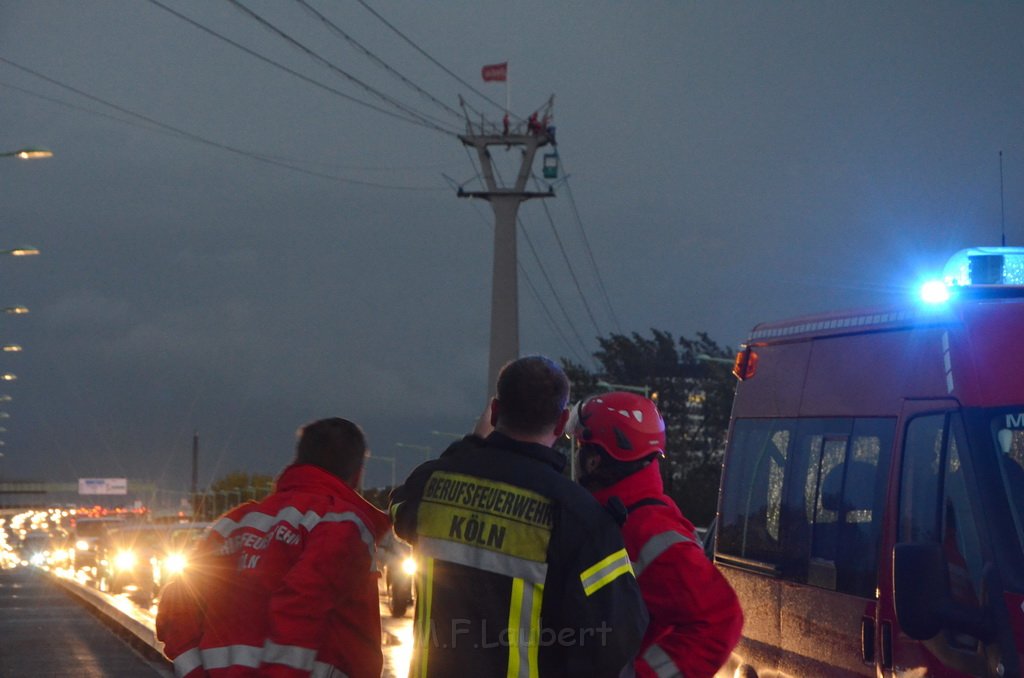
[415,556,434,678]
[526,584,543,678]
[506,578,524,678]
[580,548,633,597]
[506,578,543,678]
[389,501,402,522]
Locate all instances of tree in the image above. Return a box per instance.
[563,329,736,526]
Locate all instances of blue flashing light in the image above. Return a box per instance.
[920,279,951,304]
[943,247,1024,287]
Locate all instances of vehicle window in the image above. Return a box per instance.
[718,418,793,564]
[991,410,1024,549]
[898,414,945,543]
[785,418,892,596]
[899,412,984,649]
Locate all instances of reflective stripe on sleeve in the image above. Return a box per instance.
[642,642,683,678]
[212,507,375,569]
[262,640,316,672]
[579,548,633,597]
[172,647,202,677]
[201,644,263,669]
[632,530,695,578]
[418,536,548,583]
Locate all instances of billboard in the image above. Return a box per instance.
[78,477,128,495]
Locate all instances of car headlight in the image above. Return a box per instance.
[29,553,45,566]
[113,551,137,571]
[401,556,417,576]
[75,540,90,551]
[164,553,188,575]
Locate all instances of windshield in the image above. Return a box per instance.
[988,410,1024,551]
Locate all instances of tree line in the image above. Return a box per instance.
[204,329,738,526]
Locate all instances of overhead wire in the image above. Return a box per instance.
[562,173,622,333]
[354,0,508,116]
[145,0,442,135]
[0,56,445,191]
[530,173,605,339]
[293,0,464,122]
[225,0,459,136]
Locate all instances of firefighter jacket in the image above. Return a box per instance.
[592,460,744,678]
[155,463,391,678]
[390,432,648,678]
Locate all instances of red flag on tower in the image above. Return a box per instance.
[481,62,508,82]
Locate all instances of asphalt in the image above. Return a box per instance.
[0,566,171,677]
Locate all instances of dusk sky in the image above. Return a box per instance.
[0,2,1021,496]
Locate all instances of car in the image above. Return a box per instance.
[96,521,210,604]
[71,516,126,575]
[378,533,416,617]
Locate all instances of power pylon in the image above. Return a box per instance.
[458,97,555,393]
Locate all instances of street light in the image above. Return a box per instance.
[0,247,39,257]
[0,412,10,419]
[0,374,14,382]
[395,442,432,462]
[596,380,653,398]
[0,147,53,160]
[1,306,28,315]
[366,454,396,489]
[0,395,11,402]
[1,345,21,352]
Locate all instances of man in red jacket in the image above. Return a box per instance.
[572,392,744,678]
[156,417,391,677]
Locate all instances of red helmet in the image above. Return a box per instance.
[573,391,665,462]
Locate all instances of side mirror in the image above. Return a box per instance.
[893,542,994,642]
[893,542,947,640]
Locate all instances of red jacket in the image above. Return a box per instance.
[593,461,743,678]
[156,464,391,678]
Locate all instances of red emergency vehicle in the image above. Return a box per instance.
[711,247,1024,677]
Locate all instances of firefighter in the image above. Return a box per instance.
[572,392,744,678]
[155,417,391,678]
[390,356,648,677]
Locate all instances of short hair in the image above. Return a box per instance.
[294,418,367,483]
[495,355,570,436]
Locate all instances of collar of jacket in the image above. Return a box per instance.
[592,458,664,507]
[483,431,568,473]
[276,463,392,540]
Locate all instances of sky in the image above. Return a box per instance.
[0,1,1022,498]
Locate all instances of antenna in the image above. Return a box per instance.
[1000,150,1006,246]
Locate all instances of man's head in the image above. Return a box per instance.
[294,417,367,486]
[571,391,665,489]
[491,355,570,442]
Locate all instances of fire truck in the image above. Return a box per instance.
[712,247,1024,677]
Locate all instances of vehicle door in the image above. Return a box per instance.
[776,417,894,677]
[882,405,1003,677]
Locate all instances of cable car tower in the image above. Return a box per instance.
[457,96,556,392]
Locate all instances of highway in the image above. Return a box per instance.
[0,566,171,677]
[0,507,414,677]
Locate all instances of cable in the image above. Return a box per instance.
[561,172,622,333]
[293,0,463,122]
[354,0,508,116]
[0,57,445,191]
[530,174,604,337]
[145,0,441,135]
[225,0,458,136]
